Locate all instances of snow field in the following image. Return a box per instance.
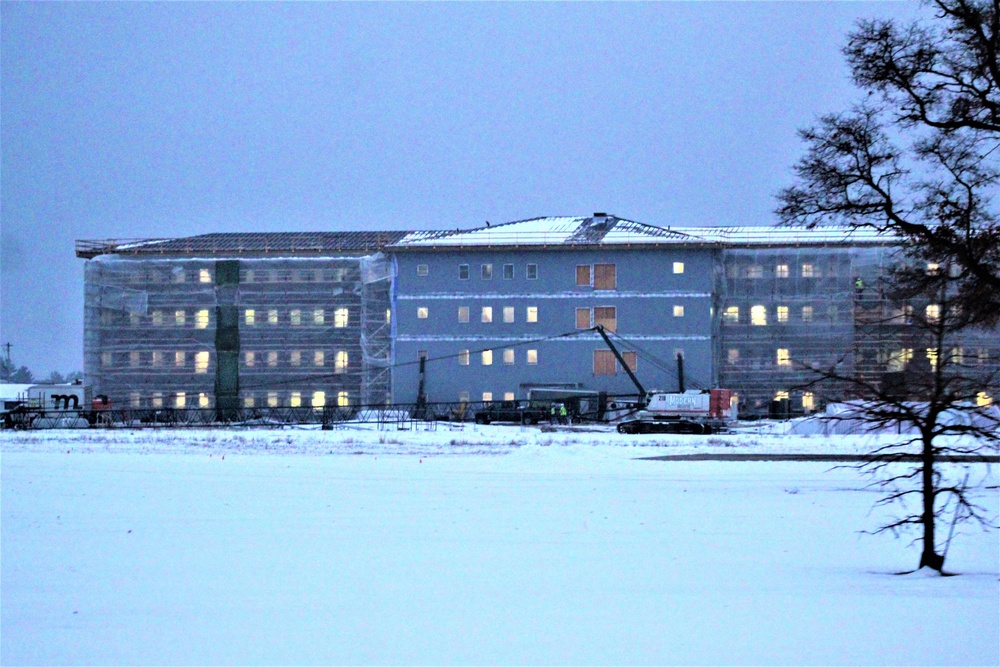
[2,432,998,665]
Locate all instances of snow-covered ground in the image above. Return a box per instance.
[2,425,998,665]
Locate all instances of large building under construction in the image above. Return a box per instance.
[77,216,999,417]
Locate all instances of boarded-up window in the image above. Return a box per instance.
[593,264,616,290]
[622,351,638,372]
[576,308,591,329]
[594,349,616,376]
[594,306,616,332]
[576,265,591,286]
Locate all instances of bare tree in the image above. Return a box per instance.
[778,0,1000,572]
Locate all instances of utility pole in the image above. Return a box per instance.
[3,342,10,363]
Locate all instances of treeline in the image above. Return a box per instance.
[0,356,82,385]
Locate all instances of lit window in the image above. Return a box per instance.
[101,351,112,367]
[503,307,514,323]
[926,347,939,370]
[775,391,790,401]
[888,348,914,371]
[576,308,591,329]
[268,309,279,324]
[152,392,163,408]
[129,351,141,367]
[802,392,815,411]
[747,265,763,279]
[776,264,789,278]
[926,262,940,275]
[977,392,993,407]
[673,262,684,274]
[152,351,164,367]
[267,351,278,367]
[314,350,325,367]
[482,350,493,365]
[673,305,685,317]
[291,351,302,367]
[175,392,186,409]
[459,264,469,280]
[338,391,349,407]
[952,347,964,365]
[594,306,616,332]
[482,264,493,279]
[290,309,301,325]
[195,309,209,329]
[244,351,255,367]
[313,309,325,325]
[777,348,791,367]
[198,393,209,408]
[244,396,255,408]
[245,309,256,325]
[174,310,186,326]
[723,306,739,324]
[481,307,493,323]
[727,349,739,365]
[576,265,591,286]
[458,350,470,366]
[751,305,767,326]
[175,351,185,367]
[504,392,515,401]
[593,264,616,290]
[801,263,815,278]
[195,351,210,374]
[777,306,789,323]
[482,392,493,402]
[526,349,538,365]
[526,264,538,280]
[503,348,515,365]
[152,310,164,326]
[417,307,429,319]
[594,350,616,376]
[926,304,940,323]
[334,307,349,328]
[312,391,326,408]
[503,264,514,280]
[386,309,391,323]
[417,264,428,276]
[526,307,538,323]
[335,350,348,372]
[130,392,141,407]
[290,392,302,408]
[267,392,279,407]
[458,306,470,323]
[199,269,212,283]
[802,306,814,322]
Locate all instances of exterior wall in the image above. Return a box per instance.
[391,247,715,404]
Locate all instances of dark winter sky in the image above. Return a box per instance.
[1,2,923,376]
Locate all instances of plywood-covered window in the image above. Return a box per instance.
[594,349,616,376]
[576,265,591,286]
[576,308,590,329]
[594,306,616,332]
[621,351,638,372]
[593,264,616,290]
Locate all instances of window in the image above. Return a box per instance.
[481,307,493,323]
[459,391,470,403]
[776,264,789,278]
[245,309,256,325]
[244,396,255,408]
[314,351,325,367]
[290,309,302,326]
[335,350,348,373]
[386,309,392,324]
[751,305,767,326]
[503,264,514,280]
[802,392,815,411]
[801,263,816,278]
[459,264,469,280]
[775,391,790,401]
[593,264,616,290]
[199,268,212,283]
[727,349,739,365]
[313,309,325,325]
[152,393,163,408]
[673,262,684,274]
[503,348,515,365]
[334,307,349,327]
[417,307,429,319]
[175,351,185,367]
[195,351,210,374]
[504,392,515,402]
[152,310,164,326]
[926,262,941,275]
[801,305,814,323]
[926,304,940,323]
[482,350,493,365]
[503,306,514,323]
[927,347,939,370]
[976,391,993,407]
[152,351,164,367]
[526,264,538,280]
[747,265,763,279]
[268,309,279,325]
[291,351,302,367]
[290,392,302,408]
[173,269,186,284]
[195,309,209,329]
[777,306,789,323]
[267,351,278,368]
[312,391,326,408]
[888,348,914,371]
[267,392,279,408]
[594,350,616,376]
[827,305,839,323]
[129,351,141,367]
[673,305,685,317]
[175,392,186,409]
[594,306,616,332]
[576,265,591,286]
[458,350,470,366]
[621,351,638,372]
[458,306,470,323]
[777,348,791,367]
[129,312,140,327]
[198,393,210,408]
[417,264,428,276]
[482,264,493,279]
[174,310,186,326]
[576,308,591,329]
[244,269,256,283]
[130,392,141,407]
[244,351,255,367]
[723,306,739,324]
[526,306,538,323]
[526,349,538,365]
[101,351,113,367]
[482,392,493,402]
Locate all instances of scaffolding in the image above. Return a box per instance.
[83,254,393,412]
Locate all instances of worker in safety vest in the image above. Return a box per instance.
[854,276,864,297]
[559,403,568,425]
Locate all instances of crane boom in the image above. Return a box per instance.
[592,325,646,399]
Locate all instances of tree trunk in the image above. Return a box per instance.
[920,436,945,571]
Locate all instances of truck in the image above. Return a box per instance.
[591,326,738,434]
